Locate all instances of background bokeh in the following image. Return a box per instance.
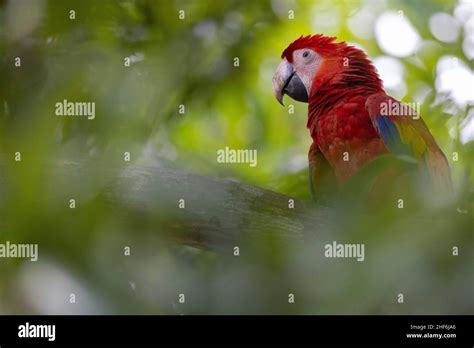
[0,0,472,314]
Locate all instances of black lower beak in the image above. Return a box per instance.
[283,73,309,103]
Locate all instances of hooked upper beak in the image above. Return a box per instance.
[272,58,309,106]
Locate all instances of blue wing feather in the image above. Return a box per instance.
[374,117,411,156]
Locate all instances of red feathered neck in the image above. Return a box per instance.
[282,35,384,138]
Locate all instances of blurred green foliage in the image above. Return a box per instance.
[0,0,472,314]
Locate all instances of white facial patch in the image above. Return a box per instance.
[292,49,323,96]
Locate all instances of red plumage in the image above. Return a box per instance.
[282,35,342,62]
[278,34,450,198]
[286,36,386,183]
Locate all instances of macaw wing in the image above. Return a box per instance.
[365,93,451,188]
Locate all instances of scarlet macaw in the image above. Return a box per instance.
[272,34,450,199]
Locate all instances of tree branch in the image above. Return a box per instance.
[53,161,330,251]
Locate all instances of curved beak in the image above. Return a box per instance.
[272,58,309,106]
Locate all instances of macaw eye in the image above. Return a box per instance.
[302,51,310,58]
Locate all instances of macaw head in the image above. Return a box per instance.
[272,34,382,106]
